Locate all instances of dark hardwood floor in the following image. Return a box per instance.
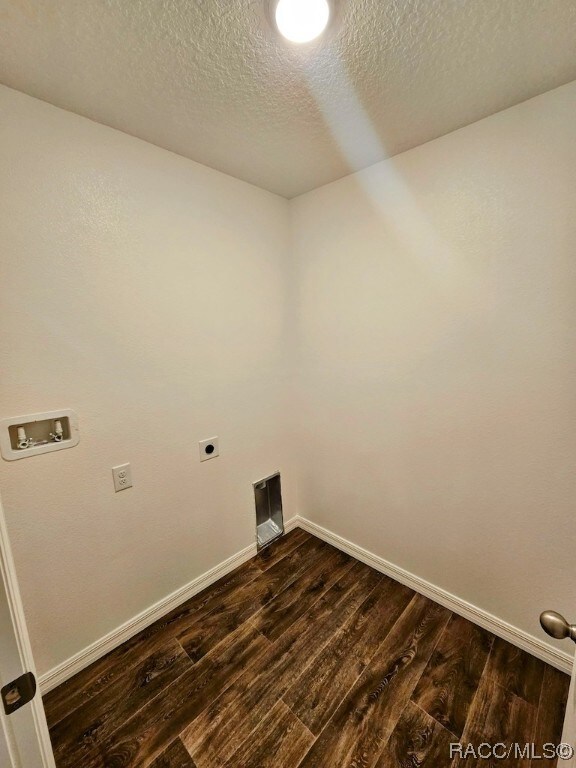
[43,528,569,768]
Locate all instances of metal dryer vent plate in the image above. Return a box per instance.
[254,471,283,550]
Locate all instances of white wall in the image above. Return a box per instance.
[0,85,294,675]
[291,82,576,648]
[2,79,576,678]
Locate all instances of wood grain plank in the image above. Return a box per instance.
[531,665,570,768]
[452,675,537,768]
[296,594,451,768]
[149,739,197,768]
[177,536,329,662]
[251,544,354,641]
[43,559,263,727]
[45,532,565,768]
[283,573,414,735]
[49,640,192,768]
[375,700,455,768]
[411,613,493,738]
[182,561,383,768]
[255,528,311,572]
[227,700,314,768]
[79,621,271,768]
[485,637,546,706]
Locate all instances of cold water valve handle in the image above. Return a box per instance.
[50,419,64,442]
[540,611,576,643]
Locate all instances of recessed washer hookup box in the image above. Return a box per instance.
[0,409,79,460]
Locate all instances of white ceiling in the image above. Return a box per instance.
[1,0,575,198]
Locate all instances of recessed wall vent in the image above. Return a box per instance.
[254,471,284,550]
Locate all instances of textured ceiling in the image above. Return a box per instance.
[0,0,575,197]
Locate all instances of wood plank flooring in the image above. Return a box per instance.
[43,529,570,768]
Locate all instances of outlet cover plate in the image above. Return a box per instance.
[112,463,133,492]
[199,437,219,462]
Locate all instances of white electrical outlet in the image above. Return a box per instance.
[199,437,219,462]
[112,463,133,492]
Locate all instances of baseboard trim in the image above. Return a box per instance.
[296,516,572,674]
[39,517,299,694]
[39,512,570,694]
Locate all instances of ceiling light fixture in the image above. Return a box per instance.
[274,0,331,44]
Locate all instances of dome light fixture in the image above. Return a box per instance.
[274,0,331,44]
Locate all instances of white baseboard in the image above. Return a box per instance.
[296,516,572,675]
[39,512,570,695]
[39,517,299,694]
